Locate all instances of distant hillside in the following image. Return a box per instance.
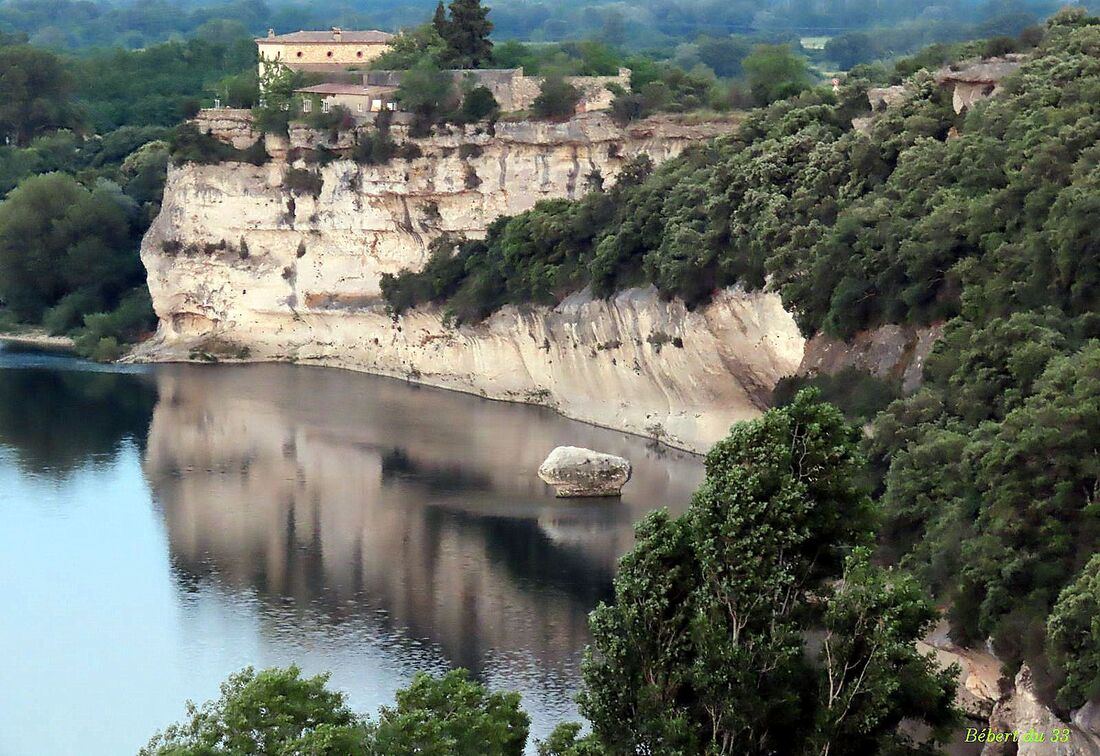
[0,0,1091,51]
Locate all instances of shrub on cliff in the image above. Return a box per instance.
[396,58,459,137]
[458,84,500,123]
[284,167,323,197]
[303,103,355,134]
[353,112,398,165]
[167,122,236,165]
[532,74,581,119]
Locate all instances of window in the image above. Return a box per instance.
[296,51,303,58]
[302,98,312,113]
[357,103,364,113]
[321,100,331,114]
[357,51,363,58]
[326,51,333,58]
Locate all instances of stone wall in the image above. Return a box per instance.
[192,108,259,150]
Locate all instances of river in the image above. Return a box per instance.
[0,342,704,755]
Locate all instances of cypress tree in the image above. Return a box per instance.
[432,1,449,39]
[443,0,493,69]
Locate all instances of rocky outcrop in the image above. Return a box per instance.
[1075,700,1100,740]
[138,113,805,453]
[192,108,259,149]
[983,666,1100,755]
[934,57,1025,114]
[919,624,1004,721]
[538,446,631,497]
[798,322,944,393]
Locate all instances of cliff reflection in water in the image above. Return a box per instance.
[143,363,704,676]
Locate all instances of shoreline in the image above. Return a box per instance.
[126,348,711,456]
[0,329,76,351]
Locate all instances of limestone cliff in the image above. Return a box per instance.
[138,113,805,452]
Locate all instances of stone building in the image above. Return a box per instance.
[256,27,394,79]
[296,83,400,115]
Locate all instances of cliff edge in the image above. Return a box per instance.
[136,113,805,452]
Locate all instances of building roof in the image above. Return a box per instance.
[295,83,398,96]
[257,29,394,44]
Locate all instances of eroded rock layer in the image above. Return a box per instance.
[138,114,805,452]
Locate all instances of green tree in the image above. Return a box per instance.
[370,24,448,70]
[0,173,140,321]
[432,0,450,38]
[695,35,753,78]
[459,83,500,122]
[140,666,368,755]
[574,391,956,754]
[143,667,528,755]
[0,45,81,145]
[1048,555,1100,709]
[443,0,494,69]
[395,58,458,135]
[825,32,881,69]
[366,670,529,755]
[742,44,813,105]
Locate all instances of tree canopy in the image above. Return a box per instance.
[142,667,529,755]
[439,0,494,68]
[0,44,81,145]
[549,391,957,754]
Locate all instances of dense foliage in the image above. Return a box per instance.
[383,12,1100,710]
[0,28,256,357]
[545,391,956,754]
[143,667,528,755]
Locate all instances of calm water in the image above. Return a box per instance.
[0,342,703,756]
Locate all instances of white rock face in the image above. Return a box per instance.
[538,446,631,497]
[137,114,806,452]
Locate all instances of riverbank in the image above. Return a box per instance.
[0,328,75,351]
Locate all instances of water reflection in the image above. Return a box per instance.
[0,343,155,474]
[0,348,704,753]
[144,364,703,676]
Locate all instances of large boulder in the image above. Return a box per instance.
[538,446,631,497]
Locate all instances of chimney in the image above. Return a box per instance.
[267,28,275,38]
[332,27,342,42]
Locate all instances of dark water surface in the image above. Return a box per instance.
[0,342,703,756]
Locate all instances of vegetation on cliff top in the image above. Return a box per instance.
[384,11,1100,708]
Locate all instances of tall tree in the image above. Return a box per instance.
[0,45,82,146]
[548,391,958,754]
[432,0,449,38]
[0,173,140,321]
[443,0,493,69]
